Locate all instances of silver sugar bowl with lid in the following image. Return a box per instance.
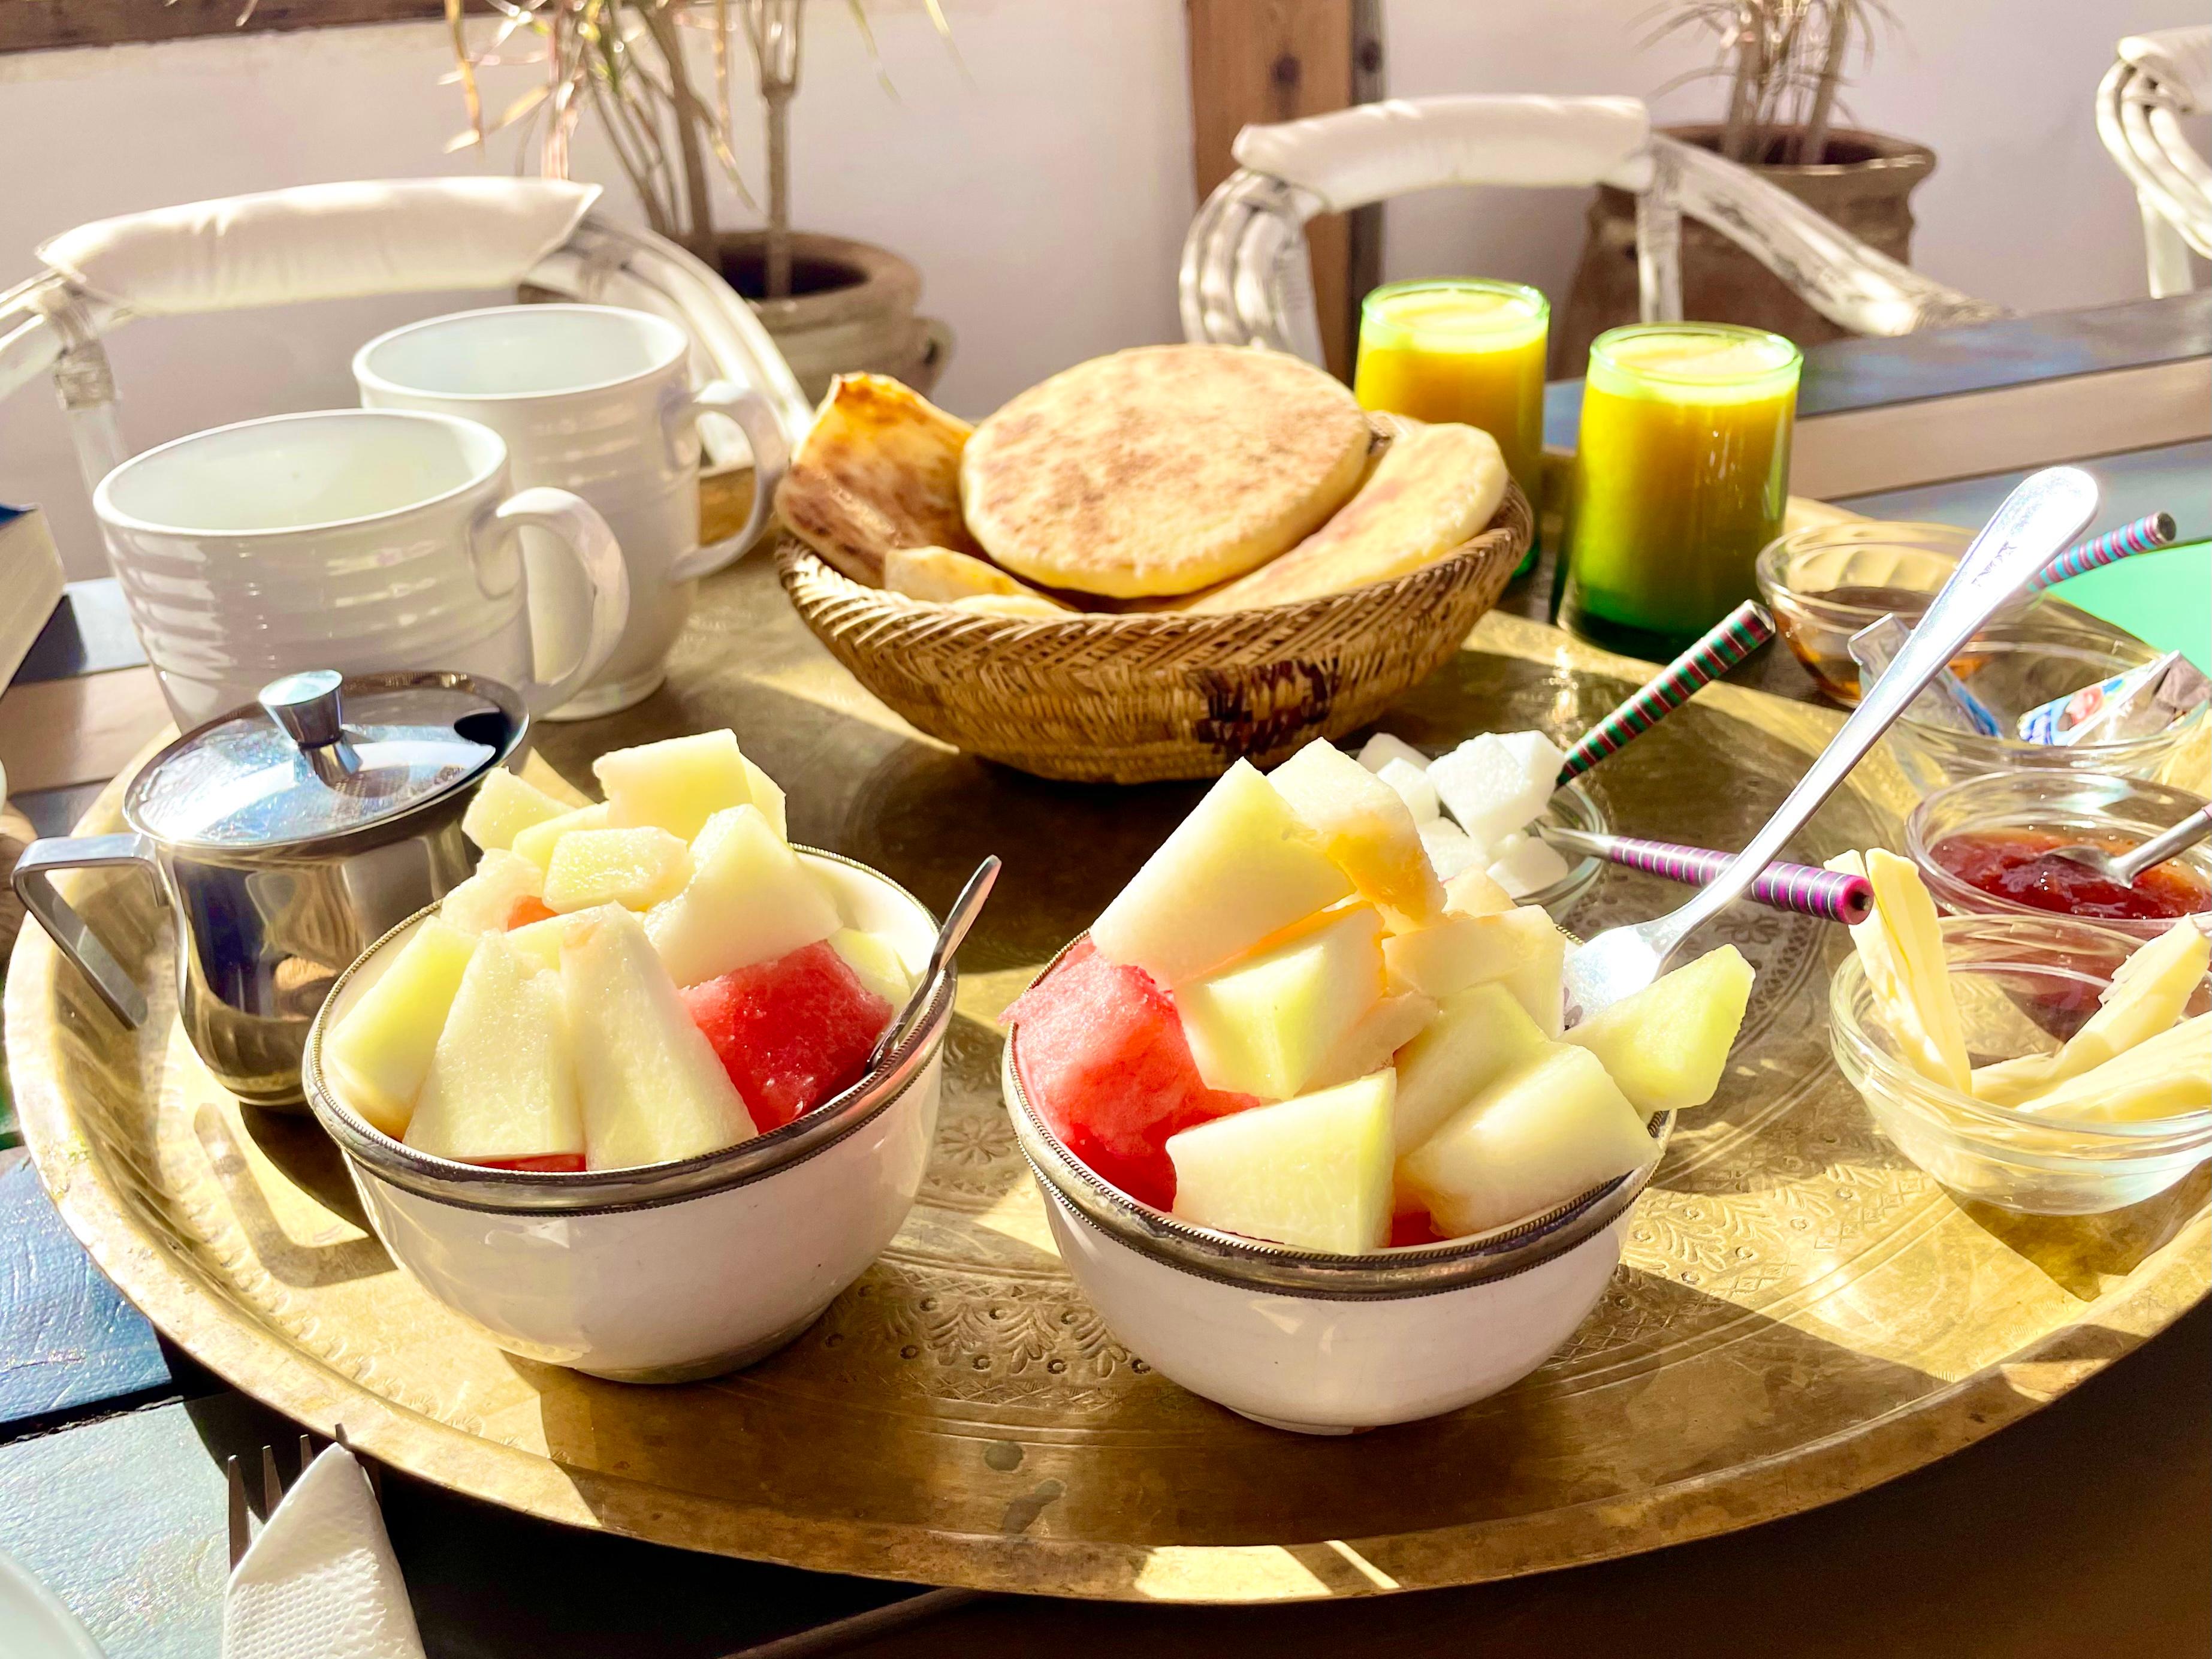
[13,668,527,1106]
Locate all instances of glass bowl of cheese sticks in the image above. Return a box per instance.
[1828,856,2211,1214]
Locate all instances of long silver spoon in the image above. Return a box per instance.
[2046,804,2212,889]
[867,855,1001,1072]
[1561,465,2101,1021]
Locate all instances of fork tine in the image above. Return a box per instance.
[334,1422,381,1498]
[261,1443,283,1511]
[226,1455,250,1569]
[300,1432,315,1476]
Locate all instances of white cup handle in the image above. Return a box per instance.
[475,486,632,716]
[666,379,792,582]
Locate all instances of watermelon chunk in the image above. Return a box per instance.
[1004,940,1259,1209]
[682,940,894,1133]
[475,1152,587,1174]
[506,895,559,929]
[1388,1208,1446,1248]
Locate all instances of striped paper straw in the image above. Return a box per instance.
[2030,511,2178,590]
[1540,825,1873,926]
[1557,601,1777,783]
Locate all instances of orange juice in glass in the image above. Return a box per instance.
[1355,279,1548,570]
[1561,322,1801,655]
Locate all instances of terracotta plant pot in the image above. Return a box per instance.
[714,231,953,405]
[1556,125,1936,371]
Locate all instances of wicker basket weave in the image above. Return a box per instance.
[774,482,1532,784]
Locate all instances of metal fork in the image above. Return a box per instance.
[1561,465,2101,1021]
[225,1423,381,1568]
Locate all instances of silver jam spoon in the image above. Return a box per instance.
[867,855,1001,1072]
[1561,464,2101,1022]
[2045,804,2212,889]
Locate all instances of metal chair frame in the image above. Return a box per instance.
[2097,28,2212,298]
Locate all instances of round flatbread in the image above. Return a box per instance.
[959,345,1372,598]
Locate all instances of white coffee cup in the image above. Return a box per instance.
[354,304,784,720]
[92,409,628,730]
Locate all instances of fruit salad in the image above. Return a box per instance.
[1355,729,1577,897]
[1006,738,1757,1252]
[323,731,918,1172]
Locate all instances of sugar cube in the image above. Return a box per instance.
[1376,758,1439,824]
[1430,730,1563,850]
[1418,819,1484,880]
[1487,833,1573,899]
[1357,732,1431,775]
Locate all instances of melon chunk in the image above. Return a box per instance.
[645,805,840,987]
[1268,740,1446,930]
[1357,732,1430,774]
[1973,918,2210,1105]
[1175,904,1386,1099]
[1444,865,1516,918]
[1376,758,1439,824]
[1400,1044,1657,1238]
[1487,832,1573,899]
[560,905,755,1169]
[683,940,894,1132]
[405,934,581,1165]
[1392,981,1551,1158]
[594,730,769,843]
[1006,942,1258,1209]
[503,912,570,975]
[1308,990,1438,1092]
[1383,904,1565,1036]
[461,768,571,852]
[324,918,479,1137]
[740,755,789,841]
[1419,819,1484,881]
[1089,760,1352,987]
[1564,944,1755,1112]
[1166,1070,1395,1253]
[2014,1013,2211,1121]
[829,927,913,1009]
[1430,730,1565,849]
[542,826,692,913]
[512,803,611,872]
[439,850,547,935]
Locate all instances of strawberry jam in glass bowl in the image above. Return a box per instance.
[1907,770,2212,945]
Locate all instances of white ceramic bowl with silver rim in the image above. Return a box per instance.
[304,850,950,1384]
[1002,946,1669,1434]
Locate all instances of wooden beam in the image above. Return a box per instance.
[0,1,479,56]
[1186,0,1360,379]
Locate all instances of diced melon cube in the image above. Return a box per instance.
[542,826,692,913]
[1357,733,1430,774]
[829,927,913,1009]
[1392,981,1551,1157]
[405,933,581,1165]
[324,918,480,1137]
[1444,866,1514,918]
[1431,730,1564,849]
[461,767,571,852]
[1383,904,1564,1036]
[645,804,840,987]
[512,803,610,872]
[1973,917,2209,1105]
[1167,1070,1396,1253]
[594,730,767,843]
[560,905,756,1169]
[1376,758,1439,824]
[741,755,789,841]
[1418,819,1484,881]
[1307,990,1437,1092]
[1090,760,1352,988]
[504,913,570,975]
[439,851,547,935]
[1401,1044,1657,1238]
[1269,740,1446,930]
[1564,944,1755,1112]
[1175,905,1385,1099]
[1486,832,1572,899]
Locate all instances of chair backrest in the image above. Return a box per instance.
[1180,93,2000,364]
[1,177,810,503]
[2097,26,2212,296]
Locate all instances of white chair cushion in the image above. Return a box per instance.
[38,178,599,315]
[1232,95,1652,213]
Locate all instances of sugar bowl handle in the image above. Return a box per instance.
[13,833,162,1028]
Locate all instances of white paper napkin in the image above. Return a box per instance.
[223,1445,425,1659]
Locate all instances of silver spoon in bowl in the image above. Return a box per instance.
[2045,804,2212,890]
[867,855,1001,1072]
[1561,466,2102,1023]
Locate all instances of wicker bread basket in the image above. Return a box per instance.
[775,481,1532,784]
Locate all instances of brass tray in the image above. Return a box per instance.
[10,565,2206,1603]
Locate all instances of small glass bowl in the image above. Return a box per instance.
[1757,520,1974,703]
[1830,913,2212,1214]
[1906,768,2212,944]
[1524,778,1607,918]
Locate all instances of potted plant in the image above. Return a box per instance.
[446,0,953,403]
[1557,0,1932,369]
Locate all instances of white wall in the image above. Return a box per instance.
[1,0,2198,577]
